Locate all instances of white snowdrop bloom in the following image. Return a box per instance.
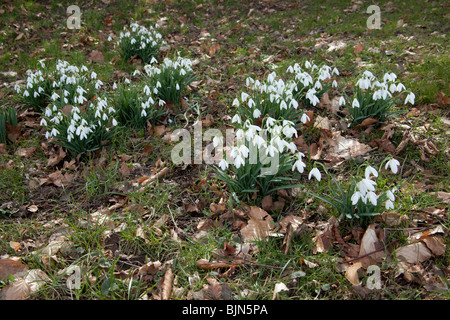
[159,100,166,106]
[339,96,346,106]
[124,78,131,84]
[95,109,101,118]
[141,109,147,117]
[231,114,241,124]
[253,109,261,119]
[385,158,400,174]
[212,135,222,148]
[239,145,249,158]
[366,191,378,206]
[266,144,277,157]
[332,80,338,88]
[107,35,112,41]
[232,98,239,107]
[386,189,395,202]
[252,135,266,148]
[218,159,228,171]
[351,191,363,205]
[287,141,297,154]
[332,67,339,75]
[372,90,382,101]
[50,90,61,100]
[356,77,370,90]
[385,199,394,210]
[280,100,288,110]
[304,60,312,69]
[130,38,137,45]
[33,91,40,98]
[180,68,186,76]
[365,166,378,179]
[234,154,245,168]
[112,118,118,126]
[404,92,415,105]
[314,81,322,90]
[91,71,97,79]
[38,86,44,93]
[153,87,158,95]
[266,117,276,127]
[241,92,249,102]
[95,80,104,90]
[289,99,299,109]
[45,108,52,117]
[287,65,294,73]
[40,118,47,126]
[51,128,59,137]
[292,158,306,173]
[133,69,141,76]
[45,131,51,139]
[300,113,310,124]
[396,83,406,92]
[352,98,360,108]
[248,98,256,108]
[150,57,158,64]
[308,167,321,182]
[357,178,377,194]
[282,124,297,138]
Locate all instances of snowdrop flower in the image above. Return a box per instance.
[248,98,256,108]
[232,98,239,107]
[51,92,60,101]
[234,154,245,168]
[308,168,321,182]
[300,113,310,124]
[266,144,277,157]
[231,114,241,124]
[241,92,249,102]
[339,96,346,106]
[51,128,60,137]
[332,80,338,88]
[352,99,360,108]
[365,166,378,179]
[385,158,400,174]
[33,91,40,98]
[366,191,378,206]
[396,83,406,92]
[292,158,306,173]
[213,136,222,148]
[386,189,395,202]
[176,83,180,91]
[404,92,415,105]
[91,71,97,79]
[95,80,104,90]
[112,118,118,127]
[253,109,261,119]
[357,178,377,194]
[351,191,363,205]
[385,199,394,210]
[40,118,47,126]
[332,67,339,76]
[218,159,228,170]
[263,117,274,127]
[305,60,312,69]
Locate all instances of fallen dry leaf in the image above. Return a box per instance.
[358,224,385,268]
[353,43,364,55]
[15,147,36,158]
[159,268,174,300]
[89,50,104,63]
[272,282,289,300]
[0,259,29,281]
[345,262,363,286]
[240,206,274,242]
[395,242,433,264]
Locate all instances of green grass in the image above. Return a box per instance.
[0,0,448,301]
